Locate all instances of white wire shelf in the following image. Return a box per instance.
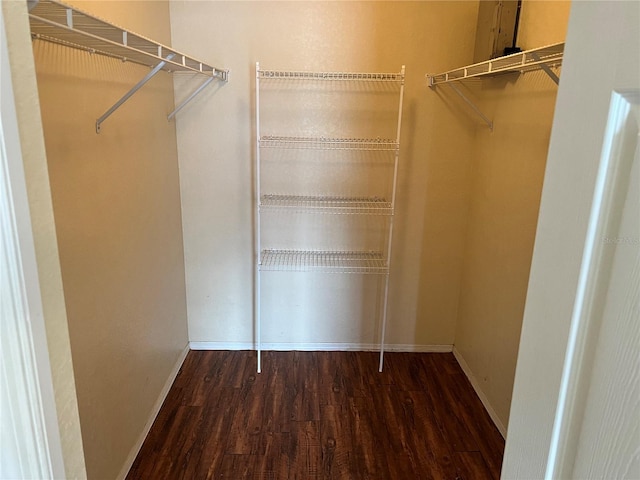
[259,136,398,151]
[260,195,392,215]
[28,0,228,80]
[259,250,388,274]
[29,0,228,132]
[427,42,564,86]
[258,69,404,82]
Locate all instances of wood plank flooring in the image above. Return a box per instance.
[126,351,504,479]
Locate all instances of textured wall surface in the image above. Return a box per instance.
[171,1,479,349]
[453,0,571,430]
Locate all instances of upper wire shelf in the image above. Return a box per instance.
[259,136,398,151]
[28,0,228,132]
[427,42,564,86]
[259,250,388,274]
[258,69,404,82]
[28,0,228,80]
[260,195,392,215]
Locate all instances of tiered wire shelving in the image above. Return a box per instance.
[255,63,405,374]
[426,42,564,130]
[28,0,228,132]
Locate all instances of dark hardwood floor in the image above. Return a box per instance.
[126,351,504,479]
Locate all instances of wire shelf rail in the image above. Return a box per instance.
[29,0,227,78]
[28,0,228,131]
[427,42,564,86]
[260,250,388,274]
[259,70,404,82]
[260,195,392,214]
[259,136,398,151]
[426,43,563,130]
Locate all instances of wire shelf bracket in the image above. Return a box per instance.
[28,0,229,132]
[448,83,494,131]
[426,42,564,130]
[168,76,217,121]
[95,53,173,133]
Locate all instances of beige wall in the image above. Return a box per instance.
[1,1,86,478]
[32,1,189,478]
[171,1,479,348]
[453,0,571,430]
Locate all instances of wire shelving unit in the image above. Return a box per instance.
[28,0,228,132]
[255,63,405,374]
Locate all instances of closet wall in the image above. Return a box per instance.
[453,0,571,432]
[32,1,189,478]
[171,1,479,349]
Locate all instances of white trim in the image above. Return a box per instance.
[0,9,65,478]
[116,344,190,480]
[189,341,453,353]
[452,347,507,438]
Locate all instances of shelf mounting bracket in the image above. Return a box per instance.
[168,69,229,121]
[530,52,560,85]
[95,53,175,133]
[448,83,494,131]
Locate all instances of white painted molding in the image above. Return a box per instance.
[546,90,640,479]
[0,11,65,478]
[116,344,190,480]
[452,347,507,438]
[189,342,453,353]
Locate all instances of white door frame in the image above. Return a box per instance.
[502,2,640,478]
[0,7,66,478]
[545,90,639,479]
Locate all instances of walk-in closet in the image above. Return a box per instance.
[3,0,639,478]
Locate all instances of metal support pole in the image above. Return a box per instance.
[95,53,175,133]
[255,62,262,374]
[448,83,494,131]
[531,52,560,85]
[379,272,391,372]
[379,65,406,373]
[168,76,215,121]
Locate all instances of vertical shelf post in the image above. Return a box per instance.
[379,65,406,372]
[255,62,262,374]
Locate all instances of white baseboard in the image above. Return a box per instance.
[116,344,190,480]
[452,346,507,438]
[189,341,453,353]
